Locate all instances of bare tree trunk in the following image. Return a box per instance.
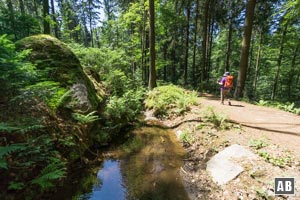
[19,0,25,15]
[206,0,215,82]
[183,0,191,86]
[225,0,234,72]
[34,0,39,16]
[200,0,209,82]
[43,0,50,34]
[234,0,256,98]
[50,0,59,38]
[288,45,298,100]
[192,0,199,87]
[252,32,263,98]
[148,0,156,89]
[271,22,288,100]
[88,0,94,47]
[6,0,15,38]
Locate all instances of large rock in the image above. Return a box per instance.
[15,34,100,113]
[206,144,257,185]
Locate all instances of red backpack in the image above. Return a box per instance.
[224,75,234,88]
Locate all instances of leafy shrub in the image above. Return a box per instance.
[257,100,300,115]
[69,44,131,75]
[204,107,230,130]
[104,89,145,132]
[145,85,198,117]
[0,34,36,96]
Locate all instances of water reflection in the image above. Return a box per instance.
[80,160,126,200]
[77,126,189,200]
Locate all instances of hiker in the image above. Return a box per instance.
[218,72,233,105]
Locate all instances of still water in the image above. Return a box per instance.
[57,126,190,200]
[79,160,126,200]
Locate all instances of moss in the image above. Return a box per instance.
[15,34,101,112]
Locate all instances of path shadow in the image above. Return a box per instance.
[227,119,300,137]
[144,118,203,129]
[229,104,244,107]
[200,93,244,107]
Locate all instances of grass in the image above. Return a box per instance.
[204,107,231,130]
[249,137,270,150]
[258,151,291,168]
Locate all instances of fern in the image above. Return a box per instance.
[31,157,66,190]
[0,122,20,133]
[8,182,25,190]
[0,144,26,169]
[72,111,99,124]
[0,122,44,134]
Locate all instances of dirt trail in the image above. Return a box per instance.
[200,94,300,153]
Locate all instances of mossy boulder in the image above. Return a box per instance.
[15,34,101,113]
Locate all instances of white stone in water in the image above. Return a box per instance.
[206,144,257,185]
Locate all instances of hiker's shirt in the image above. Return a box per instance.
[221,76,228,90]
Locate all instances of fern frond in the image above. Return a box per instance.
[72,111,99,124]
[0,144,26,169]
[0,122,20,133]
[31,157,66,190]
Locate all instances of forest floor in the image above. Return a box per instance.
[159,93,300,200]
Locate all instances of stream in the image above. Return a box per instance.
[54,126,190,200]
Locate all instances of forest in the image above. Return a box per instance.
[0,0,300,199]
[1,0,300,100]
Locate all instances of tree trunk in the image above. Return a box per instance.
[43,0,50,34]
[192,0,199,87]
[19,0,25,15]
[6,0,15,38]
[206,0,215,82]
[287,45,298,100]
[271,22,288,100]
[252,32,263,98]
[225,1,233,72]
[88,0,94,47]
[200,0,210,82]
[234,0,256,98]
[148,0,156,89]
[50,0,59,38]
[33,0,39,16]
[183,0,191,86]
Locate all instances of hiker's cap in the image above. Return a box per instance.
[223,72,230,76]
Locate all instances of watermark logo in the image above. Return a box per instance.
[274,178,295,195]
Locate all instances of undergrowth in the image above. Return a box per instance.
[145,85,198,117]
[257,100,300,115]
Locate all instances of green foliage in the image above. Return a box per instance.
[23,81,70,111]
[69,44,131,75]
[8,182,25,190]
[258,151,291,168]
[0,144,26,169]
[257,100,300,115]
[104,89,144,131]
[31,157,66,190]
[249,138,269,150]
[204,107,229,130]
[72,111,100,124]
[104,69,131,96]
[179,130,194,144]
[0,34,36,96]
[145,85,198,117]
